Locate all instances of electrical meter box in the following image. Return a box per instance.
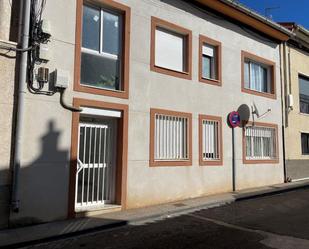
[53,69,69,88]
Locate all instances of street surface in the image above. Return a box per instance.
[22,188,309,249]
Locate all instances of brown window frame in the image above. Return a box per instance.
[199,115,223,166]
[74,0,131,99]
[199,35,222,86]
[241,51,276,99]
[149,108,192,167]
[242,121,279,164]
[150,17,192,80]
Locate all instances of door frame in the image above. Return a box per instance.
[68,98,128,218]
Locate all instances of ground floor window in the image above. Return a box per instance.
[199,115,222,165]
[150,108,192,166]
[301,133,309,155]
[244,124,277,162]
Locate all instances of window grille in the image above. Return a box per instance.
[202,119,221,161]
[154,114,188,160]
[245,126,276,160]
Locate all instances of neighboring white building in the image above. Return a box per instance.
[0,0,292,228]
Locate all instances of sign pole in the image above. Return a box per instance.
[228,111,240,192]
[232,127,236,192]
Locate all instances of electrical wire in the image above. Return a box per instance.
[0,45,33,52]
[27,0,51,94]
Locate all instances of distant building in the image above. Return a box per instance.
[279,22,309,181]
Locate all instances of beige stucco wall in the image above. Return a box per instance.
[0,0,12,41]
[285,46,309,159]
[283,43,309,180]
[0,39,16,228]
[10,0,284,225]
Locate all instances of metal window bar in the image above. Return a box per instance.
[76,123,114,208]
[154,114,188,160]
[202,120,220,161]
[245,126,276,160]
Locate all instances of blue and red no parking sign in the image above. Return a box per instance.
[228,111,241,128]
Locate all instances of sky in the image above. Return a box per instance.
[239,0,309,29]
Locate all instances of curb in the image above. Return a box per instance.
[1,181,309,248]
[234,182,309,201]
[0,199,232,249]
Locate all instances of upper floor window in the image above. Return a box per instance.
[151,17,192,80]
[81,4,122,91]
[242,51,276,99]
[199,35,222,86]
[75,0,130,99]
[299,75,309,114]
[202,44,217,79]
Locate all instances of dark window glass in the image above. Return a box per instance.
[82,5,100,51]
[299,75,309,114]
[301,133,309,155]
[102,10,120,55]
[81,52,119,90]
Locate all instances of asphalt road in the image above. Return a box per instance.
[22,188,309,249]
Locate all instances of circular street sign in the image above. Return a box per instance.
[228,111,241,128]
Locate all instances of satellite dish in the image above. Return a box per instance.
[237,104,250,127]
[251,102,272,122]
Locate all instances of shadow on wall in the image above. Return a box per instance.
[1,120,70,228]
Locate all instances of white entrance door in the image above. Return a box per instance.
[75,119,117,211]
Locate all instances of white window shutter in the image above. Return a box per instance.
[202,44,214,57]
[155,28,184,72]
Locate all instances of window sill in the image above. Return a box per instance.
[149,159,192,167]
[199,159,223,166]
[243,158,279,164]
[241,86,276,100]
[150,64,192,80]
[298,112,309,117]
[74,83,128,99]
[199,77,222,86]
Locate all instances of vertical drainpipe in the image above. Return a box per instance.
[281,41,289,182]
[11,0,31,212]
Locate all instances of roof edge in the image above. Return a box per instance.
[195,0,293,41]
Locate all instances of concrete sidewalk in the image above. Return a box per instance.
[1,180,309,248]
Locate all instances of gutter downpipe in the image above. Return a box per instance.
[281,41,289,182]
[11,0,31,212]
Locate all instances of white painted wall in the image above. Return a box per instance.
[9,0,284,225]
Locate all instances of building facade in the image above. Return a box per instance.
[280,23,309,181]
[1,0,292,228]
[0,0,19,228]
